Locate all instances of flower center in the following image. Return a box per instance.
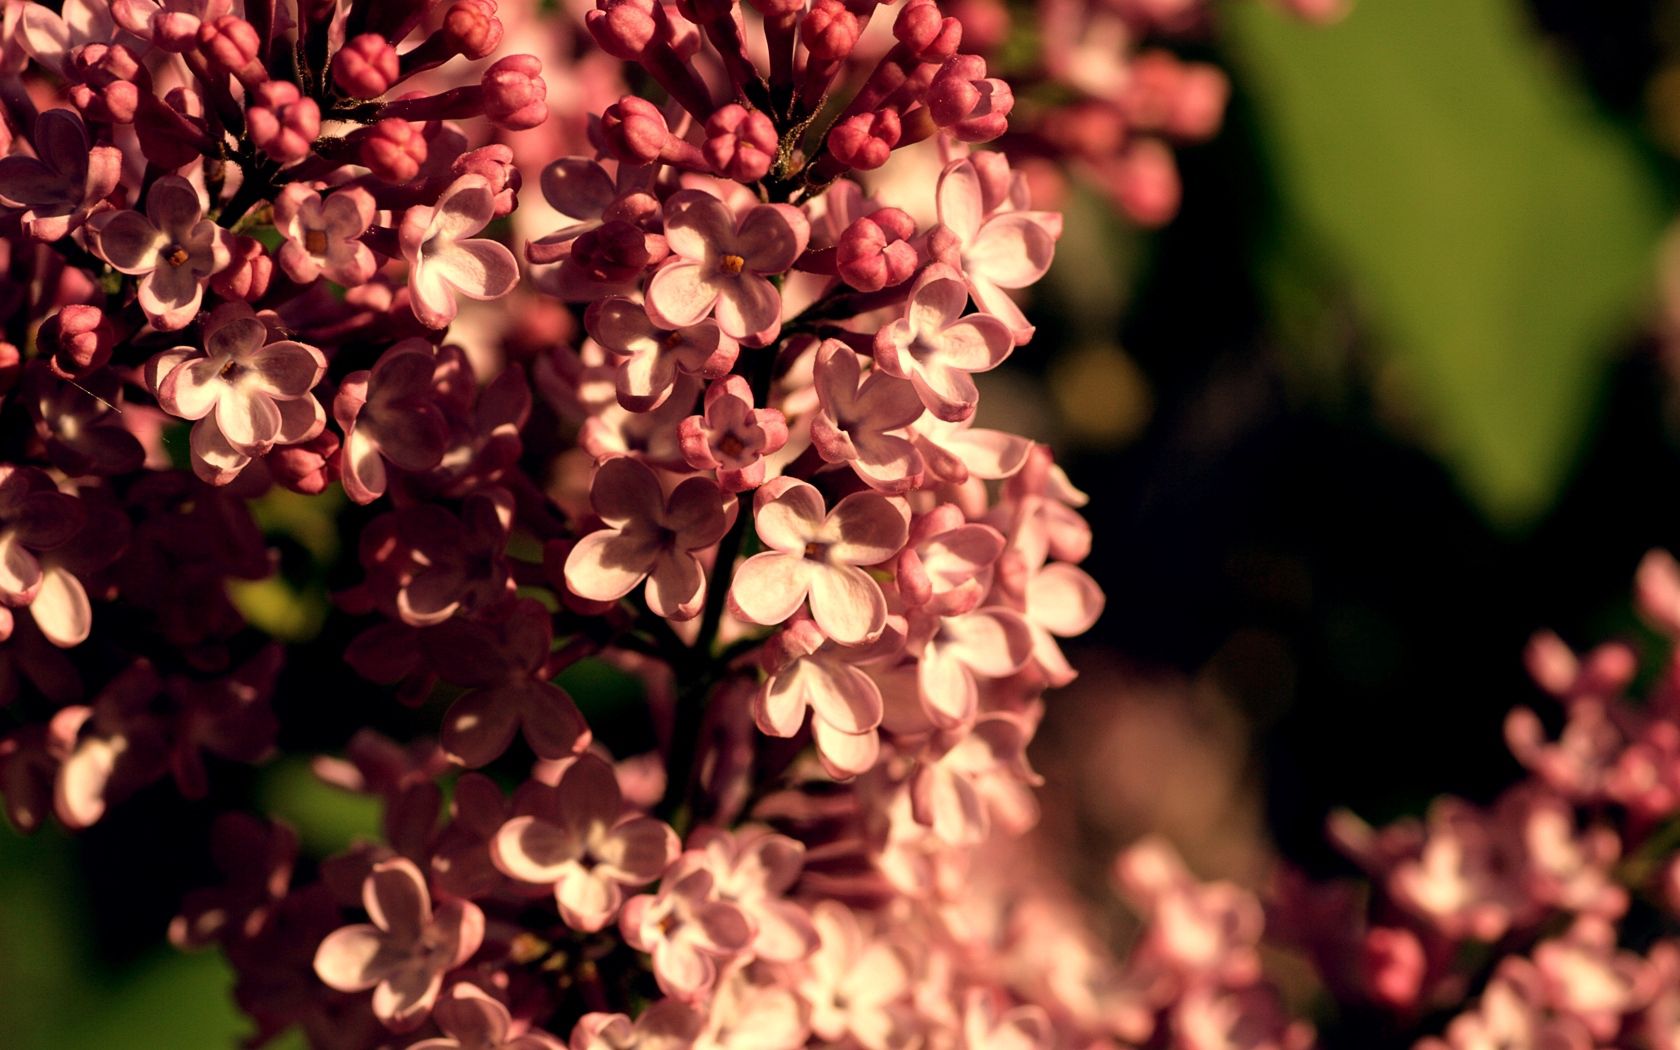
[304,228,328,255]
[719,253,745,276]
[218,358,243,381]
[717,433,745,458]
[804,541,829,560]
[164,244,190,267]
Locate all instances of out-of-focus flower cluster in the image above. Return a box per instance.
[1260,549,1680,1049]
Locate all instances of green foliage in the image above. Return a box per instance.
[1227,0,1669,529]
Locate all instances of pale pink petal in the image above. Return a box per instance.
[565,529,659,602]
[936,159,985,243]
[729,552,812,627]
[808,565,887,645]
[1028,563,1105,636]
[811,719,879,778]
[30,565,90,647]
[313,925,389,992]
[645,260,719,329]
[493,815,582,883]
[966,213,1056,288]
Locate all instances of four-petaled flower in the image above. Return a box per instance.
[145,302,327,485]
[334,340,448,504]
[645,190,809,346]
[587,296,738,412]
[274,183,378,286]
[93,175,231,331]
[811,340,926,492]
[0,108,121,241]
[313,856,486,1032]
[564,456,730,621]
[401,174,520,328]
[409,983,564,1050]
[931,156,1060,345]
[678,375,789,492]
[728,478,908,645]
[491,753,678,931]
[874,263,1012,422]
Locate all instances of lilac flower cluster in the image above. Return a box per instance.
[0,0,1142,1044]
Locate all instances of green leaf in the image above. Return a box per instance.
[1226,0,1668,528]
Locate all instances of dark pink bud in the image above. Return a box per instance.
[268,430,340,495]
[210,235,274,301]
[360,118,428,182]
[198,16,262,82]
[800,0,859,62]
[826,108,900,171]
[926,54,1012,142]
[585,0,658,60]
[1112,139,1180,226]
[481,54,546,131]
[570,220,654,283]
[152,10,201,51]
[247,81,321,164]
[893,0,961,61]
[745,0,802,14]
[442,0,504,59]
[702,104,776,182]
[40,306,117,380]
[601,95,669,164]
[334,34,401,98]
[454,145,521,217]
[836,208,917,292]
[66,44,148,123]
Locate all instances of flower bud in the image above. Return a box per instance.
[198,16,263,83]
[1112,138,1179,227]
[268,430,340,495]
[927,54,1012,142]
[585,0,658,59]
[836,208,918,292]
[702,104,776,182]
[481,54,546,131]
[454,145,521,217]
[800,0,860,63]
[210,235,275,302]
[361,118,428,182]
[248,81,321,164]
[333,34,400,98]
[40,306,118,380]
[443,0,504,58]
[601,96,669,164]
[826,108,900,171]
[894,0,961,61]
[66,44,148,123]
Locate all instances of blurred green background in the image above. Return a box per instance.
[8,0,1680,1046]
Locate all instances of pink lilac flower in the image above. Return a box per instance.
[563,456,730,620]
[92,175,231,330]
[0,107,121,241]
[491,753,678,931]
[678,828,819,963]
[621,863,755,1001]
[755,613,893,777]
[145,302,327,485]
[334,340,449,505]
[874,262,1013,422]
[798,900,914,1049]
[401,174,520,328]
[677,375,789,492]
[426,598,592,767]
[810,340,926,492]
[273,183,379,286]
[728,478,908,645]
[568,1002,701,1049]
[908,604,1034,728]
[313,856,486,1032]
[409,983,564,1050]
[929,156,1060,345]
[645,190,810,345]
[586,297,739,412]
